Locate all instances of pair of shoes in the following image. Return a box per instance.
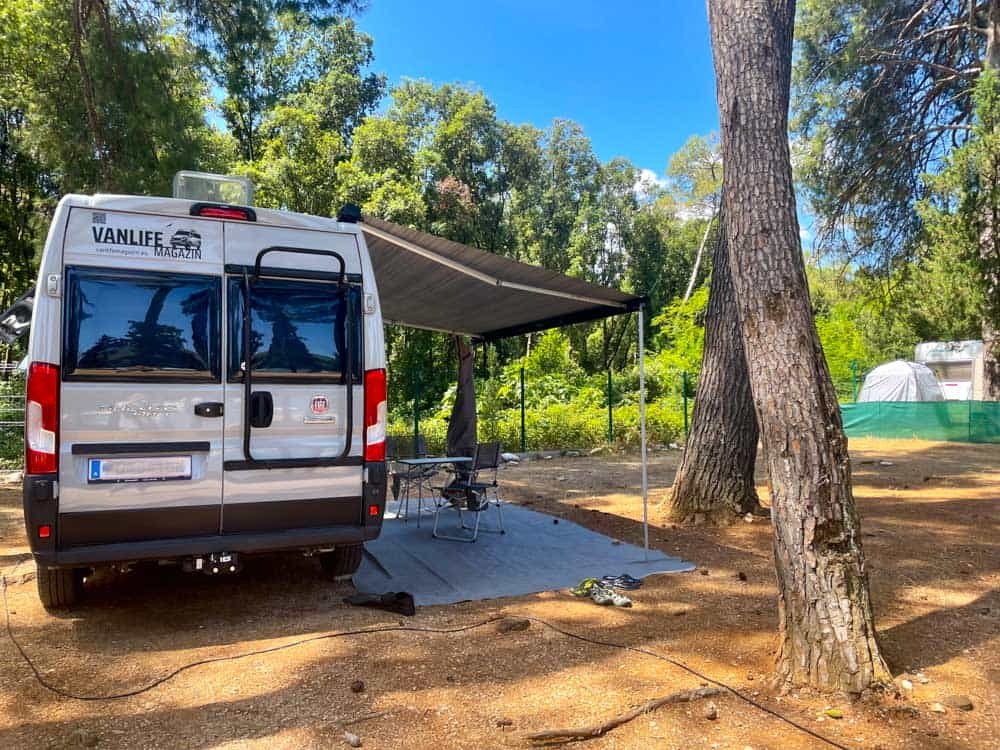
[589,582,632,607]
[600,574,642,590]
[570,578,599,597]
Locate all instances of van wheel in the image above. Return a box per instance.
[319,545,364,579]
[36,565,84,609]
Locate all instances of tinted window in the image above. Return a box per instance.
[63,267,221,380]
[228,277,362,381]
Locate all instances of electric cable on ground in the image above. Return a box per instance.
[2,576,852,749]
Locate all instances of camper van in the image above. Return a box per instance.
[19,192,388,608]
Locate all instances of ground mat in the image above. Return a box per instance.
[353,501,695,605]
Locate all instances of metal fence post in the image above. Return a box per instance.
[520,365,526,452]
[413,369,420,445]
[850,359,858,402]
[682,370,689,438]
[607,368,613,444]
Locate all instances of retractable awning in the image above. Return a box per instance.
[361,215,651,559]
[361,216,643,341]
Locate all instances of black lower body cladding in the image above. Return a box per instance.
[23,463,387,569]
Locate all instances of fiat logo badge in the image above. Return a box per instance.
[310,395,329,414]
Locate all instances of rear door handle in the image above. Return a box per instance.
[194,402,224,418]
[249,391,274,428]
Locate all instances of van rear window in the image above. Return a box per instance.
[227,277,362,382]
[63,267,221,380]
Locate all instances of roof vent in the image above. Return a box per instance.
[337,204,362,224]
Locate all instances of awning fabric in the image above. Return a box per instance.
[361,216,643,341]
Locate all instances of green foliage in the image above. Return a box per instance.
[2,1,224,196]
[792,0,982,267]
[666,132,721,212]
[0,375,24,469]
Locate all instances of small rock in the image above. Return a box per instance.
[343,731,362,748]
[744,513,754,523]
[824,708,843,719]
[916,673,929,684]
[556,475,566,481]
[699,568,710,576]
[553,518,559,525]
[610,539,620,545]
[501,452,519,462]
[703,702,718,720]
[878,460,894,466]
[978,607,991,615]
[497,618,530,634]
[888,705,919,718]
[495,717,514,728]
[736,571,747,582]
[943,694,973,711]
[929,702,947,714]
[349,680,365,693]
[900,679,913,691]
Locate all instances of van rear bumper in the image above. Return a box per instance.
[25,461,388,568]
[33,523,382,567]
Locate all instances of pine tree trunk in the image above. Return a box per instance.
[707,0,892,693]
[669,218,762,524]
[981,1,1000,400]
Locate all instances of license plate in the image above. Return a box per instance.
[88,456,192,483]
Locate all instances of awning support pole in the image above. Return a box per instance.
[639,307,649,560]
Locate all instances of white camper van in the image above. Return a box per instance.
[20,193,388,608]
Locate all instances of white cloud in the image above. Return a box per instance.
[799,227,811,241]
[634,168,667,200]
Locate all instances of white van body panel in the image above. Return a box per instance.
[24,193,387,564]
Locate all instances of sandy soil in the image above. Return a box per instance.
[0,438,997,750]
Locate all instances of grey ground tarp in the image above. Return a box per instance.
[354,501,694,605]
[361,216,643,340]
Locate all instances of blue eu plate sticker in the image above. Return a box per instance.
[89,459,102,481]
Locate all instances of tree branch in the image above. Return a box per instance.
[873,51,981,78]
[525,686,723,744]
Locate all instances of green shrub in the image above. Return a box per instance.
[388,396,682,454]
[0,375,25,469]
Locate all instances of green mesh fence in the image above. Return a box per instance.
[841,401,1000,443]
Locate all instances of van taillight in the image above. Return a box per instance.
[26,362,59,474]
[363,369,387,462]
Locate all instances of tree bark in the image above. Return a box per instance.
[669,218,763,524]
[707,0,892,693]
[980,1,1000,400]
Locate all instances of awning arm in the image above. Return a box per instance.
[362,222,629,310]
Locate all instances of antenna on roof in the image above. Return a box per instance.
[173,171,254,206]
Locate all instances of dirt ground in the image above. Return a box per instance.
[0,438,997,750]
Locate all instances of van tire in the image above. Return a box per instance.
[36,566,83,609]
[319,544,364,579]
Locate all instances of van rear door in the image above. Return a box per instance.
[57,207,225,546]
[222,223,365,534]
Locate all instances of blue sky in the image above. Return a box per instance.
[358,1,719,179]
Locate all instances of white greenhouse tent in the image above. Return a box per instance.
[857,360,945,402]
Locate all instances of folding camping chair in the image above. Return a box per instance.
[432,441,505,542]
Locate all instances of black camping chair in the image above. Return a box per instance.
[432,441,505,542]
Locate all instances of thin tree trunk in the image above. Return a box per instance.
[669,217,762,524]
[707,0,891,693]
[682,203,717,303]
